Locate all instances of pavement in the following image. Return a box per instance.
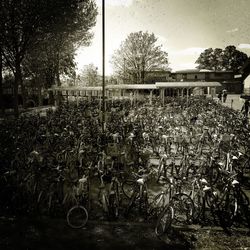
[220,94,244,111]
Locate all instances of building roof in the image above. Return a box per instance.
[155,81,222,88]
[50,82,221,92]
[173,69,200,73]
[51,86,102,91]
[173,69,234,74]
[106,84,157,90]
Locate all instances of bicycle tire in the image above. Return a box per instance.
[186,164,197,180]
[171,193,194,224]
[124,189,138,217]
[242,158,250,175]
[149,192,167,211]
[148,192,168,220]
[122,180,139,199]
[67,205,88,229]
[108,188,120,219]
[155,205,174,237]
[157,162,165,182]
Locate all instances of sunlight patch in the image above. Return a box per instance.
[96,0,133,7]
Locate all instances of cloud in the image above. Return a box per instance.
[238,44,250,49]
[96,0,134,7]
[226,28,239,33]
[169,47,206,56]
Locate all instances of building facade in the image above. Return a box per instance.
[144,69,243,94]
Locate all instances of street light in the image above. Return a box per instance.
[102,0,105,133]
[135,52,145,84]
[123,57,126,84]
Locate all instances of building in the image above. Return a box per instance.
[240,57,250,98]
[142,69,242,94]
[171,69,242,94]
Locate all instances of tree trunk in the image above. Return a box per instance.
[13,77,19,117]
[20,81,27,109]
[55,51,61,86]
[141,69,145,84]
[38,85,42,106]
[0,47,4,116]
[13,57,23,117]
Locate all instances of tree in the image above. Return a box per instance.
[0,47,3,116]
[0,0,97,116]
[77,64,99,86]
[222,46,248,71]
[111,31,169,84]
[23,40,77,89]
[196,46,248,72]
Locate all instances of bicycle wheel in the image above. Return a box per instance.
[171,193,194,224]
[233,188,250,228]
[149,192,167,210]
[190,191,203,222]
[155,205,174,237]
[108,191,119,219]
[148,192,167,220]
[67,205,88,229]
[242,158,250,175]
[124,189,138,217]
[186,164,197,180]
[218,193,236,228]
[122,180,139,199]
[157,162,165,182]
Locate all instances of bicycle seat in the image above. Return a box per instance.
[200,178,208,184]
[136,178,144,185]
[79,176,87,183]
[232,180,239,185]
[203,185,211,191]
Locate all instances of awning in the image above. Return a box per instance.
[155,81,222,88]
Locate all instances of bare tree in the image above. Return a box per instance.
[111,31,169,84]
[77,64,99,86]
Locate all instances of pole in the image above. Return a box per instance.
[102,0,105,133]
[123,58,125,84]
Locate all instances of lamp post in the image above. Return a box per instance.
[123,57,126,84]
[102,0,105,133]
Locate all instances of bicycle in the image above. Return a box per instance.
[123,170,151,218]
[66,174,89,229]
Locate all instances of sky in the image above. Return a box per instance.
[75,0,250,75]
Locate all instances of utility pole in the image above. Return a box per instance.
[102,0,105,133]
[123,57,126,84]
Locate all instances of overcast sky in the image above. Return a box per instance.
[75,0,250,75]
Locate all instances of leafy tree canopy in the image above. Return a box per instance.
[195,46,248,72]
[0,0,97,115]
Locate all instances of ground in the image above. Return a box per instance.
[1,216,250,250]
